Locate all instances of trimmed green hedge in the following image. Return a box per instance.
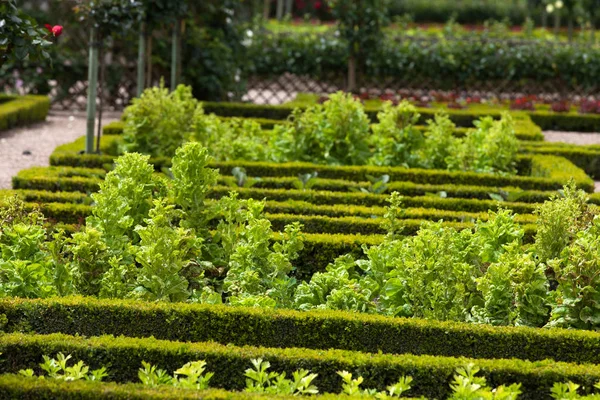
[0,332,599,399]
[522,141,600,179]
[0,375,331,400]
[211,186,538,214]
[10,198,537,238]
[0,95,50,131]
[6,188,536,225]
[529,111,600,133]
[220,176,558,204]
[210,157,592,193]
[6,297,600,366]
[10,170,542,214]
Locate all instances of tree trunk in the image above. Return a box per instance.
[347,54,356,93]
[554,11,560,37]
[85,27,99,154]
[171,19,182,91]
[137,22,146,97]
[285,0,293,17]
[276,0,284,20]
[263,0,270,19]
[146,34,153,88]
[542,10,547,30]
[96,39,106,153]
[567,14,574,42]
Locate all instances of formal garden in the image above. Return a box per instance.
[5,0,600,399]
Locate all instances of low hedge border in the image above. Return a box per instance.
[0,375,332,400]
[0,95,50,131]
[529,111,600,133]
[0,332,599,399]
[12,199,537,238]
[4,297,600,367]
[10,170,541,214]
[6,188,537,225]
[211,186,538,214]
[46,151,597,193]
[522,142,600,179]
[217,176,560,204]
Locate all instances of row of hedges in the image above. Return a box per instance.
[0,95,50,131]
[7,192,537,226]
[4,197,537,240]
[4,296,600,365]
[0,375,311,400]
[46,148,597,192]
[0,332,598,399]
[522,141,600,179]
[11,168,544,214]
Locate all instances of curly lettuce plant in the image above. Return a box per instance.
[271,91,371,165]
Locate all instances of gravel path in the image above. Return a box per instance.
[0,111,119,190]
[543,130,600,146]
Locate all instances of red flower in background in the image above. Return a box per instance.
[44,24,52,32]
[51,25,63,37]
[315,0,322,9]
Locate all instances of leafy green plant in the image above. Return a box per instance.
[170,142,219,232]
[131,198,201,302]
[245,358,318,395]
[19,352,108,382]
[221,196,304,308]
[551,381,600,399]
[294,254,374,312]
[138,359,213,389]
[370,100,424,167]
[471,242,550,327]
[446,114,519,175]
[0,197,58,299]
[337,370,412,398]
[450,363,521,399]
[121,83,201,158]
[193,117,271,162]
[293,172,319,190]
[534,181,593,263]
[417,112,459,170]
[272,92,372,165]
[548,214,600,330]
[223,167,260,188]
[350,174,390,194]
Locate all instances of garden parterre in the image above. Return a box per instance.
[5,89,600,399]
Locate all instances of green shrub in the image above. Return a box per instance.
[121,84,201,157]
[1,332,600,399]
[271,92,372,165]
[6,296,600,365]
[0,374,326,400]
[0,95,50,132]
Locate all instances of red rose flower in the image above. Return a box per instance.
[44,24,53,32]
[52,25,63,37]
[315,0,322,10]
